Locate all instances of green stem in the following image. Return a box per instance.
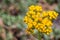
[38,32,41,40]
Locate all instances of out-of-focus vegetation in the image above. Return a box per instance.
[0,0,60,40]
[46,0,58,5]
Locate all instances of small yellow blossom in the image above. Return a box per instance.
[29,5,35,11]
[42,11,48,17]
[33,21,37,26]
[35,5,42,11]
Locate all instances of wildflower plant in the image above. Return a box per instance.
[24,5,58,40]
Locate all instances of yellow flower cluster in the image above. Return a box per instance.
[24,5,58,35]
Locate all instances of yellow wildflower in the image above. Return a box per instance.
[24,5,58,35]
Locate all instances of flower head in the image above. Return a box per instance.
[24,5,58,35]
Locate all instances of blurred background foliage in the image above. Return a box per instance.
[0,0,60,40]
[46,0,58,5]
[0,0,39,28]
